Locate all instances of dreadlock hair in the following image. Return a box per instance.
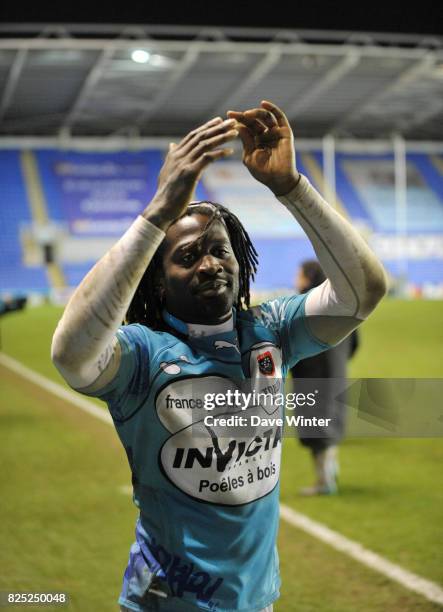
[125,201,259,329]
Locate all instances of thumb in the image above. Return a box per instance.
[169,142,177,151]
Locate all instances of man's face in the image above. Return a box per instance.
[159,212,240,324]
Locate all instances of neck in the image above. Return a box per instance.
[163,309,234,337]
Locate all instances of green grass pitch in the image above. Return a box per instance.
[0,299,442,611]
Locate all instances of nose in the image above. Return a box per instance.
[198,254,223,276]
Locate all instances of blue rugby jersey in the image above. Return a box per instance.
[89,294,329,611]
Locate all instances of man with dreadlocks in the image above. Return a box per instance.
[52,100,386,612]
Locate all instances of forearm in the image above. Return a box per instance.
[276,174,386,324]
[51,116,240,389]
[51,215,165,388]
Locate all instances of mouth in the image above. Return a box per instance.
[197,279,230,295]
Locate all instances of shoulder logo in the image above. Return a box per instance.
[257,351,275,376]
[214,340,240,354]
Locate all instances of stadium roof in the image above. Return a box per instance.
[1,24,443,141]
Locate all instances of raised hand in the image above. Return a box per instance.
[227,100,300,196]
[145,117,238,230]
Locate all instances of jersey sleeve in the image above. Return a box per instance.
[87,323,152,421]
[253,293,332,369]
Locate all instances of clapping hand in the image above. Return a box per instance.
[227,100,300,196]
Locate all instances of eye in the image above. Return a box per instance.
[213,247,230,257]
[181,252,196,265]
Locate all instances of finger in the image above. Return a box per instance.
[177,116,224,149]
[180,119,237,156]
[256,129,283,144]
[228,108,274,125]
[245,108,278,129]
[236,125,255,155]
[227,111,244,120]
[187,129,239,161]
[189,147,235,174]
[260,100,291,128]
[169,142,177,151]
[228,109,266,134]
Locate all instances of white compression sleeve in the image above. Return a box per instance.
[276,174,386,321]
[51,216,165,389]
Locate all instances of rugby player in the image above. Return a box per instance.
[51,100,387,611]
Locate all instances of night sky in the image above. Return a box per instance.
[1,2,442,36]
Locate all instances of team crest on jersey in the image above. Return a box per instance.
[257,351,275,376]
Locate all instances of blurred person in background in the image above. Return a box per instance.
[291,260,359,496]
[51,101,385,612]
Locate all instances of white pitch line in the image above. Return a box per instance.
[279,504,443,606]
[2,351,443,607]
[0,352,112,425]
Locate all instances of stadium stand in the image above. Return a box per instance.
[0,151,49,293]
[1,148,442,296]
[338,154,443,233]
[305,152,372,224]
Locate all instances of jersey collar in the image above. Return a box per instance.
[162,309,235,338]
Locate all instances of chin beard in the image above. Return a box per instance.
[192,292,234,322]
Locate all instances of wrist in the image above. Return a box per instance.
[269,172,301,197]
[142,202,176,232]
